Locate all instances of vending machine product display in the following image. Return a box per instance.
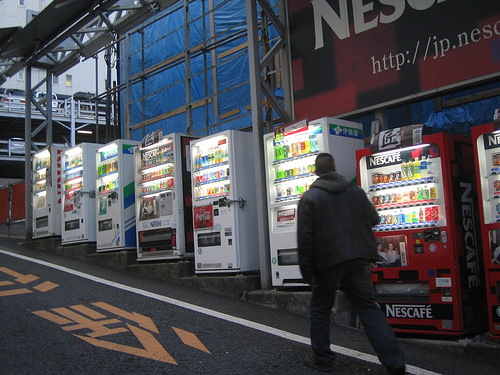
[135,132,196,261]
[96,140,140,252]
[264,117,364,287]
[61,143,99,244]
[357,126,486,336]
[191,130,258,274]
[472,123,500,340]
[32,145,65,238]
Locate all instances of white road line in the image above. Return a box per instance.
[0,248,439,375]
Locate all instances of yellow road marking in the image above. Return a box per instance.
[172,326,211,354]
[0,288,32,297]
[0,267,39,284]
[0,281,14,286]
[75,324,178,365]
[33,281,59,292]
[70,304,107,319]
[50,307,127,337]
[32,310,74,325]
[92,301,159,333]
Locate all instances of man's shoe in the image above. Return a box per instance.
[387,365,406,375]
[304,353,335,372]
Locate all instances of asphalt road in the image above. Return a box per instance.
[0,236,499,375]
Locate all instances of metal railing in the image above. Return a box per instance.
[0,139,66,158]
[0,93,112,120]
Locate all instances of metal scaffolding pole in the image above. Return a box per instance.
[46,70,53,145]
[246,0,271,289]
[24,65,33,241]
[246,0,294,289]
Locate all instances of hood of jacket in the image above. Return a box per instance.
[310,171,350,193]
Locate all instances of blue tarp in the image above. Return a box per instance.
[123,0,279,141]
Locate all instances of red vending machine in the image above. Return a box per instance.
[356,125,486,336]
[472,123,500,340]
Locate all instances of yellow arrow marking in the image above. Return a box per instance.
[33,281,59,292]
[172,326,211,354]
[75,324,178,365]
[92,302,159,333]
[0,267,39,284]
[0,288,32,297]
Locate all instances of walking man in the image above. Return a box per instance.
[297,153,405,374]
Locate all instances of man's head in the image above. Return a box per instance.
[315,153,336,176]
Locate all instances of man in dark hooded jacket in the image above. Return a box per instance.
[298,153,405,374]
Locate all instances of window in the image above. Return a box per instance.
[65,74,72,87]
[19,0,25,6]
[53,75,59,85]
[17,71,24,81]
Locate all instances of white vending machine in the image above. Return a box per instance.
[191,130,259,274]
[96,139,140,252]
[32,145,65,238]
[264,117,364,287]
[61,143,99,244]
[135,132,197,261]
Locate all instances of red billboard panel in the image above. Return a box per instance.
[288,0,500,120]
[11,181,25,222]
[0,186,8,225]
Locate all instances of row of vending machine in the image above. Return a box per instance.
[30,117,500,339]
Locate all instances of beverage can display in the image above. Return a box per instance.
[431,206,439,221]
[493,153,500,166]
[413,157,421,179]
[409,189,417,201]
[407,160,414,179]
[401,160,408,181]
[425,206,432,221]
[422,186,429,200]
[430,186,437,199]
[395,171,401,182]
[420,156,428,177]
[417,187,423,200]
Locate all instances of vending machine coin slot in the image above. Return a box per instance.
[424,228,441,242]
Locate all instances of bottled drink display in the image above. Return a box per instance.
[192,136,230,201]
[138,143,175,196]
[63,149,84,193]
[97,145,119,194]
[33,153,50,193]
[368,154,441,231]
[271,123,323,202]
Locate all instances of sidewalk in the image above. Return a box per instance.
[1,221,499,364]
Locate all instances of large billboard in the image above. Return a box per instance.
[289,0,500,120]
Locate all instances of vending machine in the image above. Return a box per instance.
[191,130,258,274]
[356,125,486,336]
[96,139,141,252]
[61,143,99,244]
[472,123,500,340]
[263,117,364,287]
[32,145,65,238]
[135,132,196,261]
